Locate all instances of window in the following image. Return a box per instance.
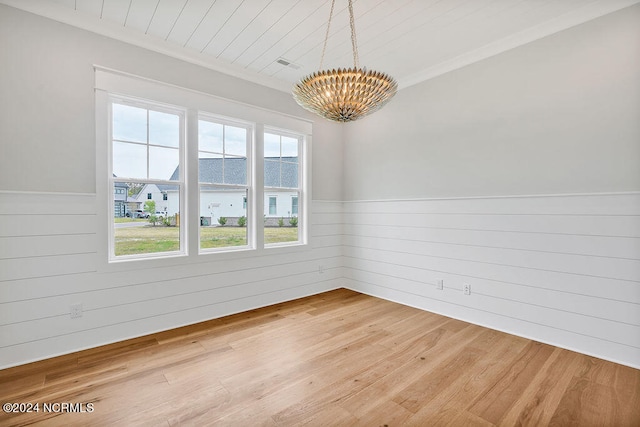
[198,116,251,251]
[97,68,310,265]
[109,98,184,259]
[268,196,277,215]
[264,131,302,245]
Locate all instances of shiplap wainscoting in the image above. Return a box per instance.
[2,192,639,369]
[0,192,343,369]
[343,193,640,368]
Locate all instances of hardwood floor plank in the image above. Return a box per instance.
[499,348,580,426]
[549,377,619,426]
[468,340,556,424]
[403,331,527,424]
[1,289,637,426]
[392,330,493,413]
[353,400,414,426]
[339,324,483,418]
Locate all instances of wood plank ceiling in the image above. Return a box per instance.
[3,0,639,91]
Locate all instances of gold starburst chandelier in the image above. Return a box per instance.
[292,0,397,123]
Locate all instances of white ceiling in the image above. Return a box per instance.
[3,0,639,92]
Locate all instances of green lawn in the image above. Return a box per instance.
[114,225,298,256]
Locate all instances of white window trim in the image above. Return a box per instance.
[95,67,312,272]
[107,94,187,263]
[198,113,255,254]
[263,127,308,248]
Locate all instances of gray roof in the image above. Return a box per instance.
[156,184,176,192]
[169,157,298,188]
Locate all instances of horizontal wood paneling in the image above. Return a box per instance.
[345,258,640,326]
[344,246,640,304]
[343,235,640,281]
[0,253,98,282]
[344,224,639,259]
[0,234,97,259]
[0,192,97,215]
[0,257,343,326]
[0,192,343,369]
[343,211,640,237]
[3,192,639,369]
[343,193,640,368]
[0,269,344,348]
[345,193,640,215]
[0,215,96,237]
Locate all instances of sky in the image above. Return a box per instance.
[112,103,299,182]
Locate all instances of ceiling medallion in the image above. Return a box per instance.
[292,0,397,123]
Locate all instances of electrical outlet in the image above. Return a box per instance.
[436,279,443,290]
[70,304,83,319]
[463,283,471,295]
[318,265,325,274]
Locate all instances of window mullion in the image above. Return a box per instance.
[254,123,265,250]
[186,109,200,256]
[146,109,150,180]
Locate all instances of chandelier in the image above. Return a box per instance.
[292,0,397,123]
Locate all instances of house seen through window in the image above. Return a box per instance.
[264,131,301,244]
[110,99,183,259]
[197,116,250,251]
[106,90,307,262]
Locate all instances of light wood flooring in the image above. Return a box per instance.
[1,288,639,426]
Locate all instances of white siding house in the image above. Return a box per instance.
[165,157,299,225]
[129,183,170,214]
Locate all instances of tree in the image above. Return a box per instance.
[144,200,156,214]
[128,183,144,197]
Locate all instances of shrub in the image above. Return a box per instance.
[217,217,227,226]
[278,217,284,227]
[289,216,298,227]
[237,216,247,227]
[148,214,159,226]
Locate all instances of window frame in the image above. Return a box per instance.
[268,196,277,215]
[263,128,306,247]
[95,67,312,270]
[107,95,186,263]
[197,113,254,253]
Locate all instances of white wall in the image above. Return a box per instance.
[342,5,640,367]
[0,4,344,198]
[0,5,343,369]
[343,6,640,200]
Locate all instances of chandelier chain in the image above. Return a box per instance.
[347,0,359,68]
[319,0,336,69]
